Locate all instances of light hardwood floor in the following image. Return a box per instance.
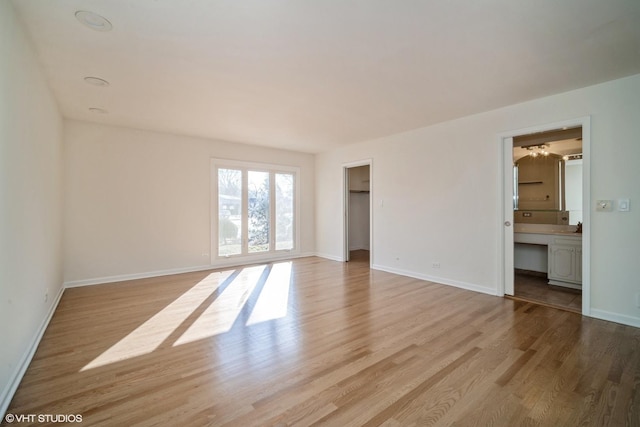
[5,256,640,426]
[513,272,582,313]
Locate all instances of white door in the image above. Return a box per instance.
[344,166,350,262]
[503,137,515,295]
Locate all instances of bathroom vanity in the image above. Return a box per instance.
[514,224,582,290]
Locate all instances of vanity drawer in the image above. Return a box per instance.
[552,236,581,246]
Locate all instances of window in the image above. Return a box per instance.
[213,160,297,259]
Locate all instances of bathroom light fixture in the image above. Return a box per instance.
[75,11,112,32]
[88,107,108,114]
[525,144,549,158]
[84,76,110,87]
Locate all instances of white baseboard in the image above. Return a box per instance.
[590,309,640,328]
[315,252,344,262]
[1,286,64,419]
[371,264,497,296]
[64,265,215,288]
[64,252,317,288]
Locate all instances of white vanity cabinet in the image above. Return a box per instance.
[548,236,582,289]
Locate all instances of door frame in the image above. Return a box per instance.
[343,159,373,264]
[498,117,591,316]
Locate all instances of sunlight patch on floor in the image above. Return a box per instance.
[81,270,234,371]
[246,261,291,326]
[173,265,266,346]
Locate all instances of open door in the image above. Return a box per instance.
[343,161,372,264]
[500,117,591,315]
[344,166,350,262]
[503,137,515,295]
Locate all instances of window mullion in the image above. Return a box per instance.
[292,173,296,251]
[269,171,276,252]
[241,168,249,255]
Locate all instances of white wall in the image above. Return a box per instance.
[0,1,64,414]
[316,73,640,325]
[64,120,315,284]
[514,244,547,273]
[349,192,370,250]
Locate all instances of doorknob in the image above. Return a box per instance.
[504,221,511,227]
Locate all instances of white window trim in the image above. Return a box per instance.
[210,158,300,264]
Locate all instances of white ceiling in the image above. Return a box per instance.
[12,0,640,153]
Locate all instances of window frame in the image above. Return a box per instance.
[211,159,300,263]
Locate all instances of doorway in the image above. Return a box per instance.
[344,161,372,264]
[501,118,591,315]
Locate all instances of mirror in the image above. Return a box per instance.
[513,127,582,225]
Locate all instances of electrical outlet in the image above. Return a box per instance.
[44,291,49,303]
[432,262,441,269]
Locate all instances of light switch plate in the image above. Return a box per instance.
[596,200,613,212]
[618,198,630,212]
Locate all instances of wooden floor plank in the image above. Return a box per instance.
[3,255,640,426]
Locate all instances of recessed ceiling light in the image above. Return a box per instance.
[84,76,110,87]
[75,11,112,32]
[88,107,108,114]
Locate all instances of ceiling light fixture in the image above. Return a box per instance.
[88,107,108,114]
[525,144,549,158]
[84,76,110,87]
[75,11,112,32]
